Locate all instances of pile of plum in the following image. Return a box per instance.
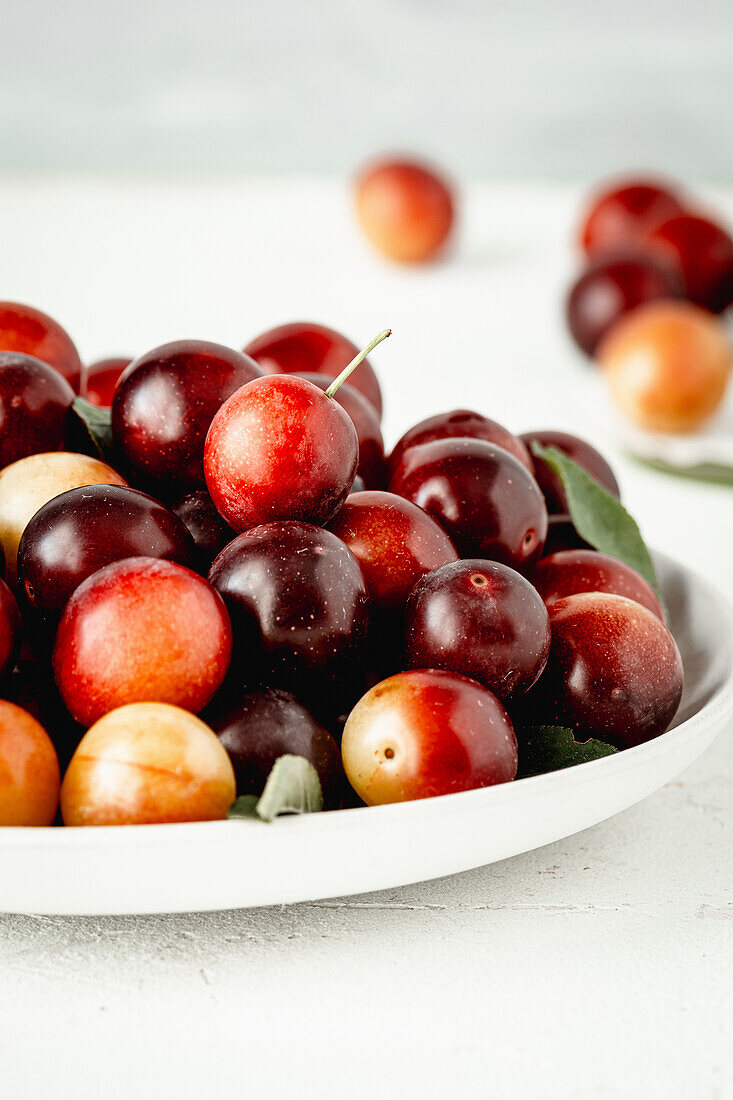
[0,303,683,827]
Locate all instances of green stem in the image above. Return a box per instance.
[325,328,391,398]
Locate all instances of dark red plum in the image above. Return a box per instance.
[82,357,132,407]
[0,578,21,679]
[524,592,682,749]
[172,489,236,572]
[389,438,547,571]
[207,687,344,807]
[112,339,263,487]
[208,521,369,709]
[0,301,83,389]
[533,550,666,621]
[389,409,532,476]
[0,353,75,469]
[566,255,683,357]
[405,560,550,701]
[579,180,685,256]
[245,321,383,418]
[18,484,196,626]
[520,430,620,514]
[644,213,733,313]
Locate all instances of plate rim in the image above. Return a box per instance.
[2,550,732,852]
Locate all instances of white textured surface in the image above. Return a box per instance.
[0,178,731,1098]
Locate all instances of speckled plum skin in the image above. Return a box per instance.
[295,373,386,489]
[19,484,196,621]
[208,521,368,705]
[244,321,383,419]
[520,430,621,514]
[204,375,358,532]
[389,409,532,476]
[326,490,458,612]
[533,550,666,622]
[112,339,263,487]
[389,438,547,571]
[0,352,75,469]
[0,301,83,389]
[53,557,232,727]
[405,560,551,702]
[207,687,344,807]
[341,669,518,805]
[525,592,683,748]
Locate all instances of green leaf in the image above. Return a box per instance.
[227,795,260,820]
[68,397,115,460]
[629,454,733,488]
[518,725,618,778]
[227,755,324,823]
[531,443,662,598]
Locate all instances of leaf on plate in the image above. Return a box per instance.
[227,755,324,823]
[69,396,115,461]
[630,453,733,488]
[531,443,663,603]
[227,795,260,820]
[518,724,618,779]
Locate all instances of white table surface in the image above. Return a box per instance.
[0,177,731,1100]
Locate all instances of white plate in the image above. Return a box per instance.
[1,552,731,915]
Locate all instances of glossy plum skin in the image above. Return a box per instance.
[0,578,21,678]
[389,438,547,572]
[566,255,684,357]
[0,701,60,826]
[525,593,683,749]
[354,159,455,263]
[327,490,458,612]
[295,373,386,489]
[18,485,196,624]
[53,557,232,727]
[579,180,685,256]
[598,301,731,433]
[0,301,83,389]
[112,339,263,488]
[172,489,236,572]
[60,703,235,826]
[204,375,358,532]
[81,357,132,407]
[388,409,532,476]
[341,670,517,805]
[644,213,733,313]
[520,430,620,514]
[0,451,128,585]
[405,560,550,702]
[533,550,666,622]
[0,353,75,469]
[209,521,369,708]
[245,322,383,419]
[207,688,344,807]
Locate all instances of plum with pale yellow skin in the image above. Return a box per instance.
[61,703,235,826]
[0,701,60,826]
[341,669,518,806]
[598,300,730,433]
[0,452,127,584]
[53,556,232,727]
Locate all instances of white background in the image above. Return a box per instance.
[2,0,733,179]
[0,176,730,1098]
